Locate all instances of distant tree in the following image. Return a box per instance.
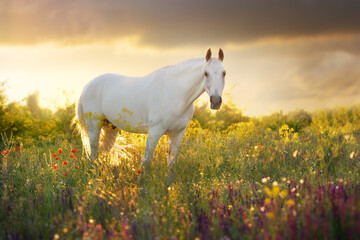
[286,109,312,132]
[193,101,249,131]
[253,109,311,133]
[26,92,52,119]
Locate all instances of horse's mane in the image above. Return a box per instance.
[156,58,205,75]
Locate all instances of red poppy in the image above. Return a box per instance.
[52,153,57,157]
[52,165,57,169]
[136,170,141,174]
[71,148,79,153]
[63,161,68,166]
[75,166,79,169]
[70,154,77,159]
[58,148,62,154]
[55,157,59,160]
[64,171,69,176]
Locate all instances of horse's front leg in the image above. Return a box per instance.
[167,128,186,168]
[142,126,165,165]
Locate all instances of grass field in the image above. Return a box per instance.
[1,109,360,239]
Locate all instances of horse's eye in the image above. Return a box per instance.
[222,71,226,77]
[204,71,209,77]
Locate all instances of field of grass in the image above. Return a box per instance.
[1,108,360,239]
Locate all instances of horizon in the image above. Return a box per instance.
[1,0,360,117]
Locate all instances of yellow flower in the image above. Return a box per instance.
[286,199,295,207]
[264,198,271,206]
[267,212,275,219]
[271,186,280,197]
[264,187,272,197]
[293,150,298,158]
[279,190,288,199]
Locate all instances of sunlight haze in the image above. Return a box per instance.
[1,0,360,116]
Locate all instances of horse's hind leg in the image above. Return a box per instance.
[85,118,102,160]
[100,123,118,152]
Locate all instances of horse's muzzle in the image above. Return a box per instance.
[210,96,222,110]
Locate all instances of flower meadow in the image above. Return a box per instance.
[1,106,360,239]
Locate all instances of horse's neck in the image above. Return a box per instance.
[171,59,205,106]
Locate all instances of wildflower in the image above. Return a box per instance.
[272,186,280,197]
[264,198,271,206]
[52,153,58,157]
[262,178,268,183]
[52,165,57,169]
[58,148,62,154]
[267,212,275,219]
[76,166,79,169]
[64,171,69,176]
[350,151,355,159]
[71,148,79,153]
[137,169,141,174]
[259,143,263,146]
[55,157,59,160]
[299,179,304,184]
[63,161,68,166]
[264,187,272,196]
[279,190,288,199]
[70,154,77,159]
[293,150,298,158]
[286,199,295,207]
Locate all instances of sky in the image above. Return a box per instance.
[1,0,360,116]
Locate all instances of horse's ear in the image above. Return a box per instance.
[206,48,212,62]
[218,48,224,62]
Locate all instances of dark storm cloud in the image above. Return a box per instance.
[1,0,360,46]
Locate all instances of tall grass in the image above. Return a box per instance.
[1,114,360,239]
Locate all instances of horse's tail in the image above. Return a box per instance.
[72,95,91,157]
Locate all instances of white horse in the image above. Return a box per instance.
[75,48,226,167]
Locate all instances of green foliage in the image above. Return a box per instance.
[253,109,312,133]
[0,83,78,148]
[193,101,249,131]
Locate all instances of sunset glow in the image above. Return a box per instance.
[1,0,360,116]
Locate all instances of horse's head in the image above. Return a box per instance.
[203,48,226,110]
